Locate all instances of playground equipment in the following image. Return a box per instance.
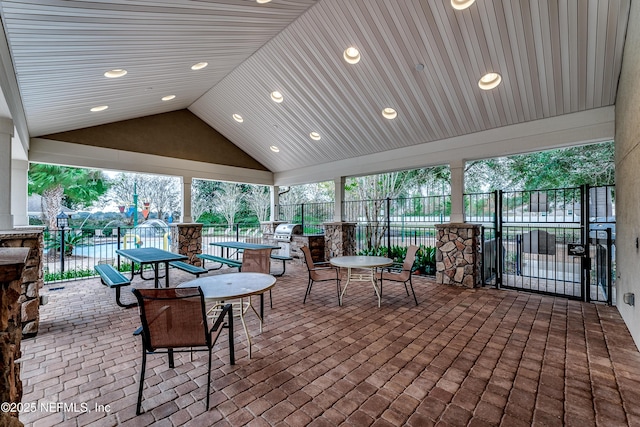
[122,233,142,249]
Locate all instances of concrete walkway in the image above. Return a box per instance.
[18,264,640,426]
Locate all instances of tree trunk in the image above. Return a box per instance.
[43,185,64,230]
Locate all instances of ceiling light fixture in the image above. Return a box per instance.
[310,132,321,141]
[90,105,109,112]
[271,91,284,103]
[191,62,208,70]
[104,69,127,78]
[233,113,244,123]
[270,145,280,152]
[256,0,271,3]
[161,95,176,101]
[478,72,502,90]
[382,107,397,120]
[451,0,476,10]
[343,47,361,64]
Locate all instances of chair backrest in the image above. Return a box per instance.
[398,245,419,279]
[301,246,314,269]
[241,248,272,274]
[133,287,209,351]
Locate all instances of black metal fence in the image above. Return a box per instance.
[466,186,615,304]
[45,186,614,305]
[276,202,334,235]
[43,224,172,283]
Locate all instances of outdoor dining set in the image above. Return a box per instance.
[94,240,421,414]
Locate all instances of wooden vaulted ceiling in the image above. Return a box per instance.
[0,0,630,176]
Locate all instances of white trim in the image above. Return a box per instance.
[29,138,274,185]
[274,107,615,186]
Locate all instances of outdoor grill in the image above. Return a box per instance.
[274,223,302,241]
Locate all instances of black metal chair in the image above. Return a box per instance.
[132,287,234,415]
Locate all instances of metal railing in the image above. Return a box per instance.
[276,202,334,234]
[43,225,172,283]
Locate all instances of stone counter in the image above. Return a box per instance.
[0,229,44,336]
[0,247,29,426]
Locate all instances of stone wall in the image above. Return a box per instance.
[170,223,202,266]
[0,229,44,336]
[435,223,481,288]
[323,222,357,259]
[0,247,30,427]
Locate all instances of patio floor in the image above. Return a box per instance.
[18,263,640,426]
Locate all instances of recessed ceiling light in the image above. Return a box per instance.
[451,0,475,10]
[104,69,127,78]
[191,62,208,70]
[90,105,108,112]
[233,113,244,123]
[271,91,284,103]
[161,95,176,101]
[257,0,271,3]
[478,72,502,90]
[270,145,280,152]
[382,107,397,120]
[310,132,321,141]
[343,47,361,64]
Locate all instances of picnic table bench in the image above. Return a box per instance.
[169,260,207,277]
[95,264,136,308]
[270,254,293,277]
[197,254,242,270]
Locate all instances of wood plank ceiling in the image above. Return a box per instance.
[0,0,630,174]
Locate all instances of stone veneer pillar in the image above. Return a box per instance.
[323,222,357,259]
[170,223,202,267]
[435,223,482,288]
[0,229,44,336]
[0,247,29,427]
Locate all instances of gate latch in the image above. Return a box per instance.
[568,243,586,256]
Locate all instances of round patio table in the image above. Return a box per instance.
[178,272,276,359]
[330,256,393,307]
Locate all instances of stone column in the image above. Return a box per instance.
[170,223,202,266]
[435,223,482,288]
[0,247,29,427]
[323,222,357,259]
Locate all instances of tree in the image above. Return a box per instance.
[344,168,449,249]
[278,182,334,222]
[28,164,110,229]
[105,173,181,223]
[192,179,223,222]
[246,185,271,222]
[465,141,614,192]
[213,182,244,229]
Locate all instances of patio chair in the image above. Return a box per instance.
[132,287,234,415]
[378,245,419,305]
[240,247,274,307]
[301,245,341,305]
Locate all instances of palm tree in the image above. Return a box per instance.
[28,164,110,229]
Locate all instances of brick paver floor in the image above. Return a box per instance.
[17,264,640,426]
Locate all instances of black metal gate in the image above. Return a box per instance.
[466,185,615,304]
